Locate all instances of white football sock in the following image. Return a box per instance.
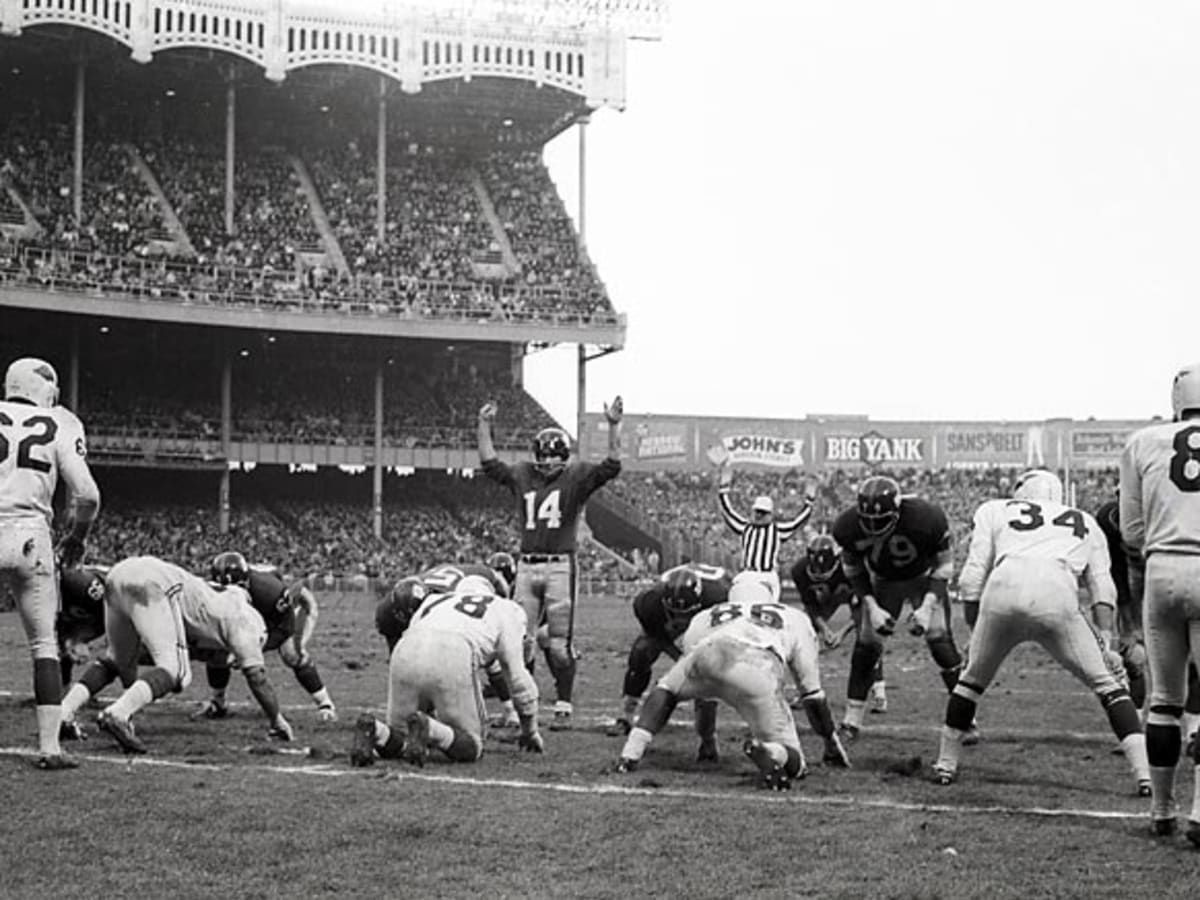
[620,727,654,762]
[61,683,91,721]
[1120,733,1150,782]
[843,700,866,730]
[935,724,964,774]
[107,680,153,721]
[35,705,62,756]
[425,716,454,750]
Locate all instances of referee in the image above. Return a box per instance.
[716,457,813,601]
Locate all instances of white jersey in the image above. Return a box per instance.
[958,498,1114,607]
[108,556,267,668]
[0,400,99,527]
[680,599,817,685]
[1120,420,1200,557]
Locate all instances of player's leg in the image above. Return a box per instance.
[484,659,521,728]
[541,558,577,728]
[717,651,808,790]
[98,577,191,753]
[423,645,488,763]
[2,526,73,766]
[193,662,233,719]
[353,641,421,766]
[1181,663,1200,750]
[61,597,134,730]
[840,593,893,738]
[608,632,669,736]
[278,638,337,722]
[1142,557,1191,834]
[616,650,698,771]
[695,699,720,763]
[921,580,964,694]
[1186,620,1200,847]
[1044,607,1149,795]
[933,591,1020,784]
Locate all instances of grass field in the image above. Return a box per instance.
[1,587,1198,899]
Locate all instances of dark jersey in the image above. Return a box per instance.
[57,565,108,644]
[832,497,951,583]
[789,556,854,619]
[1096,499,1139,607]
[633,563,730,643]
[482,457,621,554]
[245,565,294,634]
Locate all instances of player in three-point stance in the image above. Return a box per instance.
[478,396,623,731]
[0,357,100,769]
[350,574,542,767]
[932,469,1150,795]
[614,579,850,790]
[1120,362,1200,844]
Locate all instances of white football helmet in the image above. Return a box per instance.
[1171,363,1200,420]
[728,577,773,606]
[455,574,496,596]
[1012,469,1063,505]
[4,357,59,408]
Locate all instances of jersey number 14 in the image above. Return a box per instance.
[523,489,562,530]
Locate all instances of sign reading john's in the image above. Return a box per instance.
[720,434,805,468]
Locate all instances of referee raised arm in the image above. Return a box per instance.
[716,457,813,601]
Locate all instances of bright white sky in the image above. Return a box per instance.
[526,0,1200,432]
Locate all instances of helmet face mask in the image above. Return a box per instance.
[486,552,516,593]
[532,427,570,476]
[1012,469,1064,505]
[662,569,703,619]
[857,476,901,536]
[805,535,839,581]
[1172,364,1200,421]
[5,357,59,408]
[210,551,250,587]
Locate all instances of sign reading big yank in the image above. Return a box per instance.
[824,430,925,465]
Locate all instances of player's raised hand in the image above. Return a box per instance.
[478,401,497,423]
[604,395,623,425]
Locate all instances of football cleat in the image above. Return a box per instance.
[59,720,87,742]
[97,710,148,755]
[1137,779,1153,798]
[605,717,632,738]
[32,753,79,771]
[931,764,956,786]
[193,699,229,720]
[869,689,888,715]
[697,739,720,764]
[317,703,338,724]
[349,713,377,768]
[614,757,639,774]
[1186,820,1200,849]
[743,739,799,791]
[837,722,861,743]
[1152,817,1177,838]
[491,711,522,729]
[403,711,431,768]
[822,735,851,769]
[549,710,573,732]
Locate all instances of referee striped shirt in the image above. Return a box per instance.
[718,489,812,573]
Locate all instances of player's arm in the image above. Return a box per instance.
[55,413,101,566]
[1083,522,1120,640]
[955,505,997,610]
[496,610,542,751]
[716,464,748,535]
[227,622,292,738]
[604,395,623,463]
[1117,437,1145,553]
[286,583,318,661]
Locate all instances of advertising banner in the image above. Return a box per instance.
[938,424,1045,467]
[711,433,805,468]
[820,427,931,467]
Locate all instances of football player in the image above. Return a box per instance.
[790,534,887,713]
[478,396,623,730]
[56,564,110,689]
[350,574,542,767]
[0,357,100,769]
[605,563,732,750]
[831,476,966,741]
[375,561,519,725]
[1120,363,1200,842]
[614,579,850,789]
[198,552,336,722]
[932,470,1150,796]
[60,555,294,753]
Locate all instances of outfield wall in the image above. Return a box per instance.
[579,414,1156,472]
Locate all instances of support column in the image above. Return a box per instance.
[219,353,232,534]
[575,117,589,444]
[68,321,80,412]
[225,77,236,236]
[73,61,85,230]
[373,365,384,539]
[376,77,387,245]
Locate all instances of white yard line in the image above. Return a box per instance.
[0,745,1151,823]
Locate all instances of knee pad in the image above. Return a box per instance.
[927,634,962,672]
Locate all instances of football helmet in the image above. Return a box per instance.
[4,357,59,408]
[455,574,496,596]
[532,427,571,476]
[210,551,250,587]
[662,568,704,617]
[376,576,429,640]
[1172,363,1200,420]
[486,551,517,591]
[805,535,840,582]
[857,476,901,536]
[1012,469,1063,505]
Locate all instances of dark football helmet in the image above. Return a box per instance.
[857,476,901,536]
[210,551,250,587]
[486,552,517,592]
[805,535,840,582]
[532,427,570,476]
[662,568,704,617]
[375,576,430,649]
